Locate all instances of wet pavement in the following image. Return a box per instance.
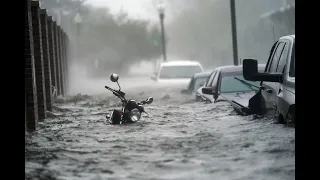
[25,80,295,180]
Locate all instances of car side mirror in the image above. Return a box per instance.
[243,59,283,83]
[243,59,258,81]
[202,87,213,95]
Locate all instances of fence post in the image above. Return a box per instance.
[31,0,47,121]
[63,32,69,94]
[53,21,61,95]
[25,0,38,131]
[61,31,67,95]
[40,9,52,111]
[47,16,57,99]
[57,27,65,96]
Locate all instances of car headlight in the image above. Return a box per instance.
[129,108,141,122]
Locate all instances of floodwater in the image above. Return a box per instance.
[25,77,295,180]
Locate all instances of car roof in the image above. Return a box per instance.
[279,34,295,42]
[160,60,202,67]
[193,71,211,78]
[214,64,266,73]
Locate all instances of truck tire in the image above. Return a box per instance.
[285,106,295,125]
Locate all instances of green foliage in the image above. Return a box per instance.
[40,0,162,74]
[78,8,162,64]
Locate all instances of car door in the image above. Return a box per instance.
[261,40,287,110]
[275,40,294,115]
[199,70,217,101]
[210,70,221,101]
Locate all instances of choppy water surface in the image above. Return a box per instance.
[25,81,295,180]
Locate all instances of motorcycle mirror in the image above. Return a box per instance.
[145,97,153,104]
[110,74,119,82]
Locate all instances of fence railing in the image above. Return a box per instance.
[25,0,70,132]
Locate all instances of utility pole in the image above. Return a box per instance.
[230,0,239,66]
[157,1,167,62]
[160,14,167,62]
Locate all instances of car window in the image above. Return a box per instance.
[220,74,260,93]
[211,71,220,88]
[193,76,209,92]
[186,77,194,90]
[276,42,290,73]
[159,65,203,79]
[206,71,216,87]
[265,41,278,72]
[289,43,295,77]
[204,74,211,86]
[268,42,285,73]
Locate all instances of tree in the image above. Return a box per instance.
[74,6,162,75]
[39,0,162,76]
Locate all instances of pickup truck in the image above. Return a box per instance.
[238,34,295,125]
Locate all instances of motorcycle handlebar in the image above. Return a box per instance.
[105,86,114,91]
[105,85,126,101]
[139,100,146,105]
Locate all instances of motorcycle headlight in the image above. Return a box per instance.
[129,108,141,122]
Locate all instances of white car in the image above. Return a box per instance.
[151,60,204,86]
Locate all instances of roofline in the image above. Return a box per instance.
[194,71,211,77]
[160,60,203,67]
[280,34,295,40]
[214,64,266,73]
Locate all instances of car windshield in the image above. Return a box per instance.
[193,76,208,92]
[220,73,260,93]
[159,66,203,79]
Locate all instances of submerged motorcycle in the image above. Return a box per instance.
[105,74,153,124]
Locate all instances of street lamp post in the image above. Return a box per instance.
[157,1,167,62]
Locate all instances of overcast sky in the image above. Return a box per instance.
[85,0,161,21]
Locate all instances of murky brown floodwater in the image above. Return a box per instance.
[25,79,295,180]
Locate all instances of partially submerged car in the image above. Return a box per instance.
[151,60,204,86]
[199,65,265,103]
[237,35,295,124]
[180,71,211,98]
[195,70,218,102]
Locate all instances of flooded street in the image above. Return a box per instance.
[25,78,295,180]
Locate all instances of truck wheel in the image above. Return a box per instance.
[285,106,295,125]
